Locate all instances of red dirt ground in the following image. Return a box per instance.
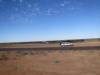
[0,50,100,75]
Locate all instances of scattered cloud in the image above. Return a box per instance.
[19,0,23,3]
[27,3,32,8]
[14,7,19,11]
[68,7,75,10]
[45,8,60,16]
[31,7,41,16]
[0,0,83,17]
[60,3,65,7]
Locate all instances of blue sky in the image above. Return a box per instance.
[0,0,100,42]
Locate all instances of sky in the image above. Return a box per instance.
[0,0,100,42]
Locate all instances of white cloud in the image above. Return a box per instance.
[45,9,54,15]
[27,4,32,8]
[14,7,19,11]
[45,8,59,16]
[70,7,75,10]
[60,1,71,7]
[32,13,37,16]
[60,3,65,7]
[31,7,41,16]
[35,7,40,11]
[19,0,23,3]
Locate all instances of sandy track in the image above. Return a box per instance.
[0,46,100,51]
[0,41,100,48]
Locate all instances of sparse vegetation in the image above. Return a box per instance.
[0,39,100,75]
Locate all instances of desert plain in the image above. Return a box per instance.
[0,38,100,75]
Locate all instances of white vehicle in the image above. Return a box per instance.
[60,42,73,47]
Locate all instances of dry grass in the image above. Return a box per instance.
[0,50,100,75]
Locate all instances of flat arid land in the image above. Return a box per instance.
[0,38,100,75]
